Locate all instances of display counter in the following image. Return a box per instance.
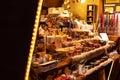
[28,4,120,80]
[30,38,119,80]
[26,0,120,80]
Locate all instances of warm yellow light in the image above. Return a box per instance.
[29,53,33,57]
[33,28,37,31]
[34,25,38,28]
[37,10,40,14]
[35,20,39,24]
[32,33,36,36]
[30,49,33,53]
[34,24,38,27]
[31,42,35,45]
[30,46,34,49]
[81,0,86,3]
[105,9,108,12]
[27,59,31,65]
[36,15,40,19]
[24,0,43,80]
[37,7,41,11]
[35,22,39,25]
[38,2,42,7]
[110,11,113,13]
[32,37,36,41]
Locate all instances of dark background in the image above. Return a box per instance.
[1,0,65,80]
[1,0,38,80]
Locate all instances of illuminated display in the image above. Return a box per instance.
[24,0,43,80]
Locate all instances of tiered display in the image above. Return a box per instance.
[32,13,95,65]
[30,9,118,80]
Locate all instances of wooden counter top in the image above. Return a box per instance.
[84,58,112,76]
[57,57,72,68]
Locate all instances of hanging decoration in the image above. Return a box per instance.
[115,13,118,27]
[109,15,114,35]
[100,12,119,35]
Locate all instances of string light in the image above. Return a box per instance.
[24,0,43,80]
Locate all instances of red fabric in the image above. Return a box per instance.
[116,14,118,27]
[109,15,114,27]
[101,13,105,31]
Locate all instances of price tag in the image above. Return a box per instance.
[100,33,109,41]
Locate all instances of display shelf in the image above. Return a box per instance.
[86,5,97,24]
[75,53,120,80]
[31,39,118,80]
[84,58,112,76]
[55,40,113,62]
[33,40,116,77]
[72,45,106,62]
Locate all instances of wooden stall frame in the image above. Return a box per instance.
[105,0,120,4]
[24,0,43,80]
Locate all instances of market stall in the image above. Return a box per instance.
[25,0,120,80]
